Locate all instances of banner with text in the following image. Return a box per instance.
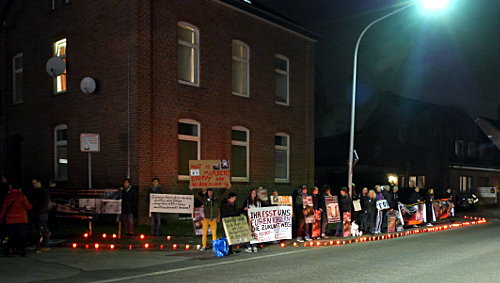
[248,206,293,243]
[149,194,194,214]
[325,196,341,223]
[270,196,293,206]
[222,215,252,245]
[189,160,231,189]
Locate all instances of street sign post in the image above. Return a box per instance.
[80,133,100,188]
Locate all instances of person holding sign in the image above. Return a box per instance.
[148,178,163,236]
[220,192,242,254]
[334,187,351,237]
[294,185,312,242]
[196,188,227,251]
[242,188,262,252]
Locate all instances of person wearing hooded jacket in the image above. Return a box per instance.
[196,188,228,251]
[0,184,32,257]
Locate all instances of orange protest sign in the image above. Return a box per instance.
[189,160,231,189]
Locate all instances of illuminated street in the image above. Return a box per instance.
[1,216,499,283]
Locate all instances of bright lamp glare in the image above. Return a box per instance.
[420,0,450,10]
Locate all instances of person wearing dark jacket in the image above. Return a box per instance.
[220,192,240,254]
[320,185,333,238]
[408,187,423,204]
[120,178,137,235]
[31,178,50,251]
[294,186,311,242]
[0,184,32,257]
[359,187,369,233]
[425,189,436,226]
[335,187,351,237]
[196,188,227,251]
[148,178,163,236]
[366,190,378,234]
[388,186,400,210]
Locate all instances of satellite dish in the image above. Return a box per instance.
[80,77,97,94]
[46,57,66,77]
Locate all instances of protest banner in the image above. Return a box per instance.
[222,215,252,245]
[400,202,425,225]
[311,210,322,238]
[49,188,122,216]
[387,211,396,233]
[248,206,293,243]
[303,196,315,224]
[189,160,231,189]
[325,196,340,223]
[342,212,351,238]
[192,207,211,236]
[149,194,194,214]
[432,200,453,220]
[270,195,293,206]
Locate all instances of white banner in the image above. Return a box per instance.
[149,194,194,214]
[248,206,292,243]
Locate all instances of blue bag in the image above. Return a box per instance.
[212,237,229,257]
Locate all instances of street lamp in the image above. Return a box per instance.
[347,0,451,197]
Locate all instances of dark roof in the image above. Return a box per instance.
[220,0,320,41]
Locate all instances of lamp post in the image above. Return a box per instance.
[347,0,451,197]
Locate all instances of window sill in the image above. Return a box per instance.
[232,92,250,98]
[177,175,190,181]
[13,101,23,105]
[275,101,289,107]
[178,80,199,88]
[231,177,249,183]
[274,179,290,184]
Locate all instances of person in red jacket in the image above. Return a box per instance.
[0,184,32,257]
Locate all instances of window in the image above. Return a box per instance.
[232,41,249,97]
[52,0,71,10]
[54,124,68,181]
[54,38,67,93]
[177,22,199,86]
[178,119,200,178]
[459,176,472,192]
[274,133,290,182]
[13,53,23,104]
[231,127,249,181]
[454,140,464,157]
[417,176,426,188]
[409,176,417,188]
[467,142,476,158]
[274,55,289,105]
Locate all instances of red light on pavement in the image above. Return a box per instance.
[303,243,307,247]
[336,240,341,245]
[280,243,285,248]
[160,244,164,249]
[309,242,314,247]
[72,243,77,248]
[293,242,298,247]
[102,233,107,238]
[85,244,89,249]
[185,244,190,250]
[167,236,171,241]
[129,245,133,250]
[110,244,115,249]
[112,234,117,238]
[316,241,321,246]
[140,234,145,240]
[94,243,99,249]
[83,233,89,238]
[173,244,177,250]
[144,243,149,249]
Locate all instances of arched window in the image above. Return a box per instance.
[274,54,289,105]
[232,40,250,97]
[231,126,249,181]
[178,119,200,178]
[54,124,68,181]
[178,22,200,86]
[274,132,290,182]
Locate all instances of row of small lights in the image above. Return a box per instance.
[71,216,487,250]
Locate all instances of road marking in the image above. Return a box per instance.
[93,248,312,282]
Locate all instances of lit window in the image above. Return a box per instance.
[274,55,289,105]
[178,119,200,178]
[178,22,199,86]
[274,133,290,182]
[459,176,472,192]
[231,127,249,181]
[232,41,249,97]
[52,0,71,10]
[13,53,23,104]
[54,38,67,94]
[54,124,68,181]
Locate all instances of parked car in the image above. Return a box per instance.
[455,192,479,211]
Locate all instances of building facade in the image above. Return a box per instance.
[0,0,316,221]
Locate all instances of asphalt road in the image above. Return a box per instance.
[2,219,500,283]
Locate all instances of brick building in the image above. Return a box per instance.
[0,0,316,221]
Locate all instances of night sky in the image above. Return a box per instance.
[255,0,500,136]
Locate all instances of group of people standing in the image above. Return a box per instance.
[0,176,51,257]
